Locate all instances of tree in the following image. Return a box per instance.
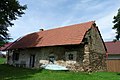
[0,0,27,46]
[113,8,120,40]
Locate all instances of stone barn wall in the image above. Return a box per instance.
[7,45,85,70]
[82,26,106,72]
[35,45,85,69]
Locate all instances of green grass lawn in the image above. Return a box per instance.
[0,58,120,80]
[0,57,6,64]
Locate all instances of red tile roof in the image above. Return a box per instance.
[9,21,95,49]
[105,41,120,54]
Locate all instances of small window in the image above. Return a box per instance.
[84,38,88,44]
[68,54,73,60]
[12,53,19,61]
[49,56,55,64]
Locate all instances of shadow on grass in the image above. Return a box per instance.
[0,64,42,80]
[117,73,120,75]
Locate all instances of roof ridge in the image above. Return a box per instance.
[38,21,95,33]
[23,21,95,38]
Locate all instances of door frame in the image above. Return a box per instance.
[29,54,35,68]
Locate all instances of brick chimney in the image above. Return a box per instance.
[39,29,44,31]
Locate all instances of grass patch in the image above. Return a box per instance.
[0,64,41,80]
[0,58,120,80]
[0,65,120,80]
[0,57,6,64]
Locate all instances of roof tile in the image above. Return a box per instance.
[9,21,95,49]
[105,41,120,54]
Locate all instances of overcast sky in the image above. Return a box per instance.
[8,0,120,42]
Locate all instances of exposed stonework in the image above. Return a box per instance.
[83,44,90,67]
[81,26,107,72]
[89,52,106,71]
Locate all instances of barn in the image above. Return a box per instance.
[105,41,120,72]
[6,21,106,72]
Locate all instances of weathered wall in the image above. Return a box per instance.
[35,45,85,69]
[35,46,65,68]
[7,45,85,70]
[7,50,13,65]
[83,26,106,72]
[7,49,36,67]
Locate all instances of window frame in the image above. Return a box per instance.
[12,53,19,61]
[68,53,74,60]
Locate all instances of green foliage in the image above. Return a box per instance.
[113,8,120,40]
[0,40,8,47]
[0,0,27,42]
[0,41,5,47]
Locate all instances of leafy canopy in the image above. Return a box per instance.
[113,8,120,40]
[0,0,27,46]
